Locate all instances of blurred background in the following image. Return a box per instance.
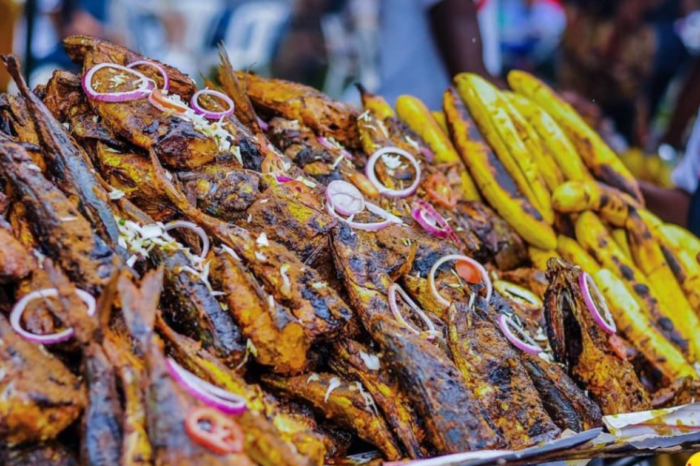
[1,0,699,189]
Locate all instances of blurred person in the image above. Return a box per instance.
[500,0,566,79]
[378,0,498,110]
[559,0,656,146]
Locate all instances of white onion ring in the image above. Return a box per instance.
[10,288,96,344]
[498,314,542,354]
[82,63,155,102]
[365,146,421,198]
[164,220,210,260]
[326,199,402,231]
[326,180,365,216]
[410,200,452,239]
[127,60,170,91]
[428,254,492,307]
[190,89,235,120]
[166,358,247,415]
[388,283,439,341]
[579,272,616,334]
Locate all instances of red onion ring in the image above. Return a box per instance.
[147,89,189,115]
[326,201,400,231]
[82,63,155,102]
[428,254,492,307]
[276,175,294,183]
[411,200,452,239]
[257,117,269,131]
[326,180,365,216]
[388,283,439,341]
[498,314,542,354]
[366,146,421,198]
[317,136,354,161]
[127,60,170,91]
[190,89,235,120]
[579,272,616,334]
[166,358,247,415]
[10,288,96,344]
[164,220,210,260]
[420,147,435,162]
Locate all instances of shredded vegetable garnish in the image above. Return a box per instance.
[324,377,342,403]
[359,351,380,371]
[350,382,380,415]
[256,233,269,248]
[280,264,291,296]
[307,373,320,383]
[109,188,125,200]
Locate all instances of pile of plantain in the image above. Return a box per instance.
[2,35,700,466]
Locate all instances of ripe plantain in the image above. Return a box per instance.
[444,87,556,250]
[551,180,640,227]
[358,84,395,120]
[395,94,481,201]
[638,210,700,315]
[593,269,697,382]
[557,235,696,381]
[505,92,591,183]
[661,223,700,260]
[508,70,643,204]
[611,229,632,262]
[502,94,564,191]
[528,247,559,271]
[575,211,699,361]
[455,74,553,223]
[432,110,448,134]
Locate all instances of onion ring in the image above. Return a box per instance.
[365,146,421,198]
[428,254,492,307]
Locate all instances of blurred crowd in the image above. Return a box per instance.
[1,0,700,228]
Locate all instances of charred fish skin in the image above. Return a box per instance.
[0,141,117,293]
[544,258,651,414]
[0,442,80,466]
[369,315,501,454]
[447,301,561,449]
[3,55,122,248]
[0,314,85,446]
[81,342,124,466]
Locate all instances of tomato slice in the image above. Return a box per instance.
[185,406,244,455]
[455,260,482,284]
[424,173,458,209]
[149,89,189,115]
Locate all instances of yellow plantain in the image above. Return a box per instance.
[661,224,700,260]
[556,235,600,273]
[432,110,448,134]
[638,211,700,315]
[506,92,591,182]
[551,180,640,227]
[593,269,697,382]
[576,211,699,361]
[444,87,556,250]
[395,94,481,201]
[455,74,553,223]
[502,93,564,191]
[359,84,395,120]
[611,229,632,262]
[528,247,559,271]
[508,70,643,204]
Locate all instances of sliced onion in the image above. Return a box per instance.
[326,180,365,216]
[190,89,234,120]
[257,117,269,131]
[366,201,403,224]
[420,146,435,162]
[579,272,616,334]
[147,89,189,115]
[493,280,542,311]
[411,200,453,239]
[428,254,492,307]
[166,358,247,415]
[10,288,96,344]
[366,147,421,198]
[388,283,439,341]
[276,175,294,183]
[82,63,155,102]
[127,60,170,91]
[326,196,402,231]
[498,314,542,354]
[317,136,354,161]
[164,220,210,260]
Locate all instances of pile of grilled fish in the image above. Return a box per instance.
[0,36,697,465]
